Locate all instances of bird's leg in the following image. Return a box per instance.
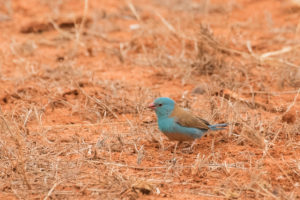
[190,140,197,151]
[182,140,196,153]
[172,141,182,158]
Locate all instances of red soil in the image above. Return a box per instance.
[0,0,299,199]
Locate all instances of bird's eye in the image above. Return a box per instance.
[158,104,162,107]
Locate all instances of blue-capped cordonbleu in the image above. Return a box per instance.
[148,97,227,142]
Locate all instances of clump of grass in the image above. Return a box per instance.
[191,25,229,76]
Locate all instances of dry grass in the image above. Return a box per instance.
[0,0,299,199]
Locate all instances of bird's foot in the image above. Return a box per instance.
[182,141,197,154]
[182,146,194,154]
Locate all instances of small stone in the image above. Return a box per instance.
[192,85,206,94]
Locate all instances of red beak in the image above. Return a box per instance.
[148,103,156,110]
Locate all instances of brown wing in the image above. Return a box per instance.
[169,104,210,130]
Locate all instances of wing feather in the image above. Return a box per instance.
[169,104,210,130]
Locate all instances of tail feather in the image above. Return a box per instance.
[208,123,228,131]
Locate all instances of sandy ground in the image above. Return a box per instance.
[0,0,299,199]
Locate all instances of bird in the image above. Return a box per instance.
[148,97,227,153]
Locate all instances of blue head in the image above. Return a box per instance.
[148,97,175,119]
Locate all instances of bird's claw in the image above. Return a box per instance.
[182,147,194,154]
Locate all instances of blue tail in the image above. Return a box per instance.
[208,123,228,131]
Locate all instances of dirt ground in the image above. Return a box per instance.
[0,0,299,199]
